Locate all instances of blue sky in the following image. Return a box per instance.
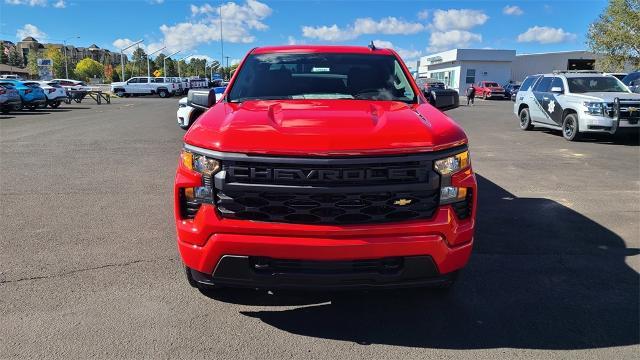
[1,0,607,65]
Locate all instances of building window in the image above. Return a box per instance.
[465,69,475,84]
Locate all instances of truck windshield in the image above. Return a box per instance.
[227,53,416,103]
[567,77,629,93]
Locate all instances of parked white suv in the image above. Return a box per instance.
[514,71,640,141]
[36,81,68,108]
[111,77,177,98]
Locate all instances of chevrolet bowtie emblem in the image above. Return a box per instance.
[394,199,412,206]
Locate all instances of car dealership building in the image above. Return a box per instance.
[416,49,600,91]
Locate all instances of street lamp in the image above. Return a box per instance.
[146,46,165,78]
[164,50,180,77]
[119,39,143,82]
[177,54,194,78]
[63,36,80,79]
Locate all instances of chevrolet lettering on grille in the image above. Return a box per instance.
[227,166,428,183]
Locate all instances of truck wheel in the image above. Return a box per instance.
[114,89,125,97]
[158,89,169,98]
[519,107,534,130]
[562,113,581,141]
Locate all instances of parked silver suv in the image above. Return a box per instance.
[514,71,640,141]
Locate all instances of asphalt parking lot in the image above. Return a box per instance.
[1,98,638,359]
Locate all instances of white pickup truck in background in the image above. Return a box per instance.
[111,77,178,98]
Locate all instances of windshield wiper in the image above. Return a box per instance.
[228,96,291,103]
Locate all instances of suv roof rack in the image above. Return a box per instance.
[552,70,603,74]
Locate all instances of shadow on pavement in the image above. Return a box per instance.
[534,128,639,146]
[203,175,639,350]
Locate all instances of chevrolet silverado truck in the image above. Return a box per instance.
[473,81,507,100]
[111,77,177,98]
[176,45,476,292]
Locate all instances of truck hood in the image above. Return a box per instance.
[570,92,640,102]
[184,100,467,156]
[111,81,126,87]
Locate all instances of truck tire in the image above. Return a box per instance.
[562,113,581,141]
[114,89,125,97]
[519,107,534,130]
[158,89,169,98]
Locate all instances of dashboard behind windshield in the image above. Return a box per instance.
[567,77,629,93]
[227,53,416,103]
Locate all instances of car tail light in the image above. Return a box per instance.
[0,88,5,95]
[48,88,56,93]
[25,89,32,94]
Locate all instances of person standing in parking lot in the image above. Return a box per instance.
[466,84,476,106]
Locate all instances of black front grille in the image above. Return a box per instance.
[204,150,456,225]
[216,189,439,224]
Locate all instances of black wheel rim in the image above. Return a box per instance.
[564,118,575,138]
[520,112,528,127]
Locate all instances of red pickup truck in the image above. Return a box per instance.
[473,81,507,100]
[175,45,477,292]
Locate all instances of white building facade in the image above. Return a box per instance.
[418,49,516,91]
[417,49,615,91]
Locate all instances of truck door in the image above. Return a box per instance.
[531,76,555,125]
[137,77,150,94]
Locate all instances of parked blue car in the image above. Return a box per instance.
[0,79,46,110]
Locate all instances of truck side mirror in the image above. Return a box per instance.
[187,88,217,109]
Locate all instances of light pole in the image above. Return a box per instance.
[146,46,165,78]
[177,54,193,78]
[164,50,180,77]
[119,39,143,82]
[219,3,224,74]
[62,36,79,79]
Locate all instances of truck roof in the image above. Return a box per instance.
[251,45,397,55]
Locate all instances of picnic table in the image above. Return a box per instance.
[65,89,111,105]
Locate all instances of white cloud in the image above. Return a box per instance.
[287,36,299,45]
[150,0,164,4]
[5,0,47,6]
[186,54,216,63]
[302,16,425,41]
[417,10,429,20]
[431,9,488,31]
[503,5,523,16]
[428,30,482,52]
[52,0,64,8]
[372,40,422,62]
[158,0,272,51]
[16,24,47,41]
[517,26,576,44]
[112,38,147,54]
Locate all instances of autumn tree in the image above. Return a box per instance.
[44,45,65,78]
[26,51,39,78]
[75,58,104,81]
[587,0,640,71]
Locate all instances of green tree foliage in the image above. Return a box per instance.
[44,45,65,78]
[75,57,104,81]
[8,47,23,67]
[0,47,8,65]
[26,51,39,77]
[587,0,640,71]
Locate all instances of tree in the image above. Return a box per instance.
[104,64,114,83]
[587,0,640,71]
[26,51,39,78]
[0,47,7,65]
[44,45,65,78]
[8,47,23,67]
[75,58,104,81]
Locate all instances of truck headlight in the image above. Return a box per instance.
[434,150,470,175]
[181,149,220,175]
[180,149,220,206]
[435,150,471,205]
[584,102,605,115]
